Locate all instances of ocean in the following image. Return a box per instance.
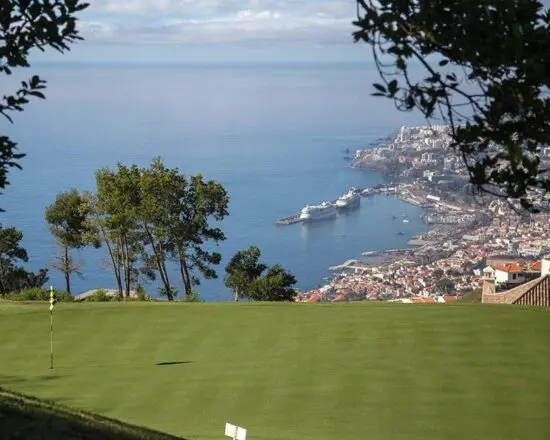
[2,62,427,300]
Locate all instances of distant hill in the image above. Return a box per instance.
[0,387,182,440]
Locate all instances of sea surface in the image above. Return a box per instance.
[2,62,427,300]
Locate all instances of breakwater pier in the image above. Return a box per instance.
[275,214,302,226]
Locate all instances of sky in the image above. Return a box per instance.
[37,0,367,64]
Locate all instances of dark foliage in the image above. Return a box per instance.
[0,225,48,295]
[354,0,550,210]
[225,247,297,302]
[0,1,88,197]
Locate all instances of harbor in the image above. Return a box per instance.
[274,184,398,226]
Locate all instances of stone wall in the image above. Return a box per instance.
[482,276,544,305]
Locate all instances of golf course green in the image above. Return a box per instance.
[0,302,549,440]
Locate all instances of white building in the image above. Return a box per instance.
[483,266,495,280]
[421,152,437,165]
[494,264,527,285]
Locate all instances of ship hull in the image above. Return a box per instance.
[335,197,361,210]
[300,210,337,222]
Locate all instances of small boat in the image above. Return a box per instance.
[396,231,405,236]
[392,215,397,220]
[403,219,410,223]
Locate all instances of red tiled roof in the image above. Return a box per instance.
[495,261,542,273]
[495,264,523,273]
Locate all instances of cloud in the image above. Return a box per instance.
[80,0,358,45]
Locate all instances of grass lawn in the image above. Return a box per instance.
[0,387,181,439]
[0,302,549,440]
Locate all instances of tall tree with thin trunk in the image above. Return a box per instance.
[137,160,181,300]
[91,165,143,300]
[45,189,91,293]
[170,174,228,301]
[137,159,229,301]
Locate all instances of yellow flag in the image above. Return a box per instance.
[49,287,56,311]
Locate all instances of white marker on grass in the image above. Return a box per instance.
[225,423,247,440]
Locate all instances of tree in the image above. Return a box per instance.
[137,159,229,301]
[45,188,92,294]
[225,246,267,302]
[354,0,550,210]
[225,247,297,302]
[137,160,181,300]
[436,278,455,294]
[0,1,88,197]
[0,225,48,295]
[89,165,144,300]
[249,264,297,302]
[169,174,228,301]
[89,159,229,301]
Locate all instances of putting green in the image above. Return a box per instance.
[0,302,549,440]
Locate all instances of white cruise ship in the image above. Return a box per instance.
[299,202,337,222]
[335,188,361,210]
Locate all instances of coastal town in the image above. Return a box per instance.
[296,125,550,304]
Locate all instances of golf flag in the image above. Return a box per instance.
[49,286,56,369]
[49,287,56,311]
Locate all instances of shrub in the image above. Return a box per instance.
[6,288,73,302]
[85,288,111,302]
[135,285,151,302]
[54,290,74,302]
[183,290,205,303]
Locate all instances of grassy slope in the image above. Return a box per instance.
[460,288,483,303]
[0,302,549,440]
[0,387,182,439]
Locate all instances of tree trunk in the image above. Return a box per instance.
[124,238,132,299]
[178,248,192,300]
[159,259,172,299]
[143,224,173,300]
[0,263,6,296]
[234,289,239,302]
[64,246,71,294]
[116,237,127,300]
[121,236,132,300]
[101,226,123,299]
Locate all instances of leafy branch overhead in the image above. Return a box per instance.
[354,0,550,210]
[0,0,89,194]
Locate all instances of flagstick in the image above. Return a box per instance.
[50,308,54,369]
[49,286,54,370]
